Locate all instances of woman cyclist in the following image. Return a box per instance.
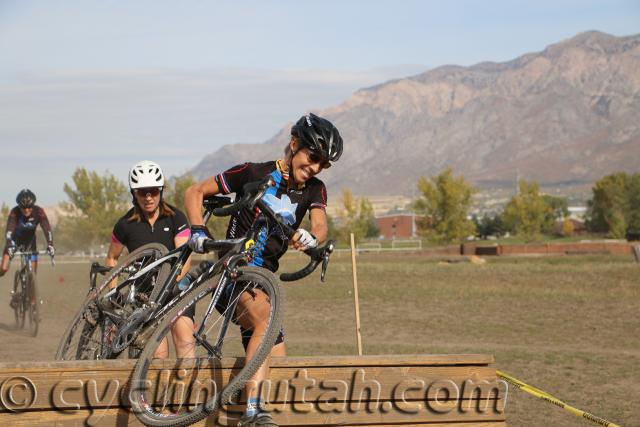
[105,160,194,358]
[185,113,343,426]
[1,189,55,307]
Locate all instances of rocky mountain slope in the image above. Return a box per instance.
[192,31,640,197]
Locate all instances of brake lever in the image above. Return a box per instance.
[320,255,329,282]
[319,241,335,282]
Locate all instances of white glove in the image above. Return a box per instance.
[188,225,211,254]
[295,228,318,251]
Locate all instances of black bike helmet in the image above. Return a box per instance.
[291,113,343,162]
[16,189,36,208]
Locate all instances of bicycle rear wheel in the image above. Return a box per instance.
[129,266,283,427]
[55,243,170,360]
[26,272,39,337]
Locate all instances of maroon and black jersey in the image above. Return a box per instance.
[215,160,327,272]
[5,205,53,251]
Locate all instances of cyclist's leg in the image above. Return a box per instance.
[236,288,285,413]
[171,315,196,358]
[154,337,169,358]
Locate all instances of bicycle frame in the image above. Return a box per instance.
[13,249,53,288]
[93,201,250,351]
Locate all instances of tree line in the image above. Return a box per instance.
[410,168,640,243]
[13,166,638,253]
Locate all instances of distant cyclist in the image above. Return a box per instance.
[105,160,194,358]
[185,112,343,426]
[1,189,55,306]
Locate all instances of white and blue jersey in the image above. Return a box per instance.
[215,160,327,272]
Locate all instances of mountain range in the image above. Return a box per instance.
[191,31,640,198]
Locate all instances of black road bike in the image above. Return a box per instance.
[55,195,230,361]
[128,178,334,427]
[11,249,54,337]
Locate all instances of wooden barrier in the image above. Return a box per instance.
[0,354,506,426]
[462,241,634,257]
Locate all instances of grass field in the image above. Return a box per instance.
[0,251,637,426]
[278,251,639,427]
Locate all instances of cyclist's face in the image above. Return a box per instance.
[20,207,33,217]
[134,187,161,214]
[290,140,330,184]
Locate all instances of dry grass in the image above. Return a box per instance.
[279,252,640,427]
[0,252,636,426]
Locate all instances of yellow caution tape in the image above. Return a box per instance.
[496,370,621,427]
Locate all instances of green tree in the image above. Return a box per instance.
[336,189,378,244]
[587,172,630,238]
[473,213,505,239]
[627,173,640,233]
[164,174,197,211]
[502,180,548,241]
[412,168,476,243]
[57,168,128,252]
[541,195,569,234]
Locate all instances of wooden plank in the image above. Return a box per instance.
[0,354,505,425]
[3,407,507,427]
[219,401,505,425]
[0,354,495,373]
[0,365,502,411]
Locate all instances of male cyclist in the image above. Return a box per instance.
[185,113,343,426]
[1,189,54,307]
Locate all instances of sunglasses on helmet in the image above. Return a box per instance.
[134,187,161,198]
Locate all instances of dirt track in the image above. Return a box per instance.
[0,261,88,362]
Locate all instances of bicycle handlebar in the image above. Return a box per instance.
[12,250,55,266]
[280,240,335,283]
[90,262,112,275]
[208,177,276,217]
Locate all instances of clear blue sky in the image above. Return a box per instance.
[0,0,638,205]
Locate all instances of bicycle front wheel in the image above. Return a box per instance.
[26,272,39,337]
[13,271,25,329]
[55,243,169,360]
[129,266,283,427]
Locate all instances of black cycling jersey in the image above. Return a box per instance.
[4,205,53,252]
[215,160,327,272]
[112,205,189,253]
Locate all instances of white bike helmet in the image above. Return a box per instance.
[129,160,165,190]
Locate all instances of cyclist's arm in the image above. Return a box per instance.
[175,234,190,279]
[105,240,124,268]
[292,208,328,250]
[5,208,18,243]
[309,208,328,244]
[37,208,54,246]
[185,177,220,226]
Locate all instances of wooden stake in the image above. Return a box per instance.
[350,233,363,356]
